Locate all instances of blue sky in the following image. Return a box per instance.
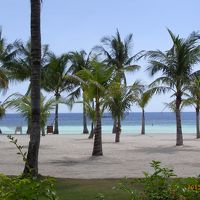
[0,0,200,113]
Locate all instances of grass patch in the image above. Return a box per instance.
[55,178,135,200]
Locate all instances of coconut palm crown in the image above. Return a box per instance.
[0,29,18,92]
[4,93,56,135]
[95,30,142,85]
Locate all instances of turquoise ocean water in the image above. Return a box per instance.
[0,112,197,135]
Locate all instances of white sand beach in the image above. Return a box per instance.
[0,134,200,178]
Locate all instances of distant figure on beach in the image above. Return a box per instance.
[0,129,2,134]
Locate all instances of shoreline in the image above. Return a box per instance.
[0,134,199,178]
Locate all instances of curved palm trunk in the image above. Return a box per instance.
[141,108,145,135]
[196,107,200,139]
[23,0,41,177]
[92,98,103,156]
[112,119,117,134]
[83,99,89,134]
[53,94,59,134]
[115,116,121,142]
[175,94,183,146]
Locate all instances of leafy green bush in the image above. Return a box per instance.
[0,174,58,200]
[115,160,200,200]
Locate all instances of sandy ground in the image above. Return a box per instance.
[0,134,200,178]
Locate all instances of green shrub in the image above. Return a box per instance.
[114,160,200,200]
[0,174,58,200]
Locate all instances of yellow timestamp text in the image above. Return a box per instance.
[187,184,200,190]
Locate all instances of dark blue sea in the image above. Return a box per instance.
[0,112,196,134]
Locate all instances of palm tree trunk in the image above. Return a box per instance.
[175,94,183,146]
[83,99,89,134]
[53,94,59,134]
[88,121,94,139]
[92,98,103,156]
[196,107,200,139]
[23,0,41,177]
[115,116,121,142]
[112,119,117,134]
[26,118,31,134]
[42,126,45,136]
[141,108,145,135]
[88,100,95,139]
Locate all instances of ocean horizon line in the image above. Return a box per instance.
[3,111,196,115]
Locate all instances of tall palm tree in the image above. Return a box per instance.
[95,30,142,133]
[76,61,114,156]
[146,29,200,146]
[183,75,200,138]
[43,53,72,134]
[104,82,139,142]
[24,0,41,176]
[68,50,91,134]
[134,89,153,135]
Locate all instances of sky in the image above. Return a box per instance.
[0,0,200,113]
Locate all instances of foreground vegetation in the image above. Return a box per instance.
[52,174,200,200]
[1,160,200,200]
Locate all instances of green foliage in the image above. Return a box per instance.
[113,160,200,200]
[95,193,105,200]
[0,174,58,200]
[95,30,142,85]
[146,29,200,95]
[5,93,56,131]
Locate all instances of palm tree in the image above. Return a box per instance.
[183,75,200,138]
[5,93,56,136]
[134,89,153,135]
[146,29,200,146]
[76,60,114,156]
[95,30,142,133]
[24,0,42,176]
[68,50,91,134]
[43,53,72,134]
[104,82,139,142]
